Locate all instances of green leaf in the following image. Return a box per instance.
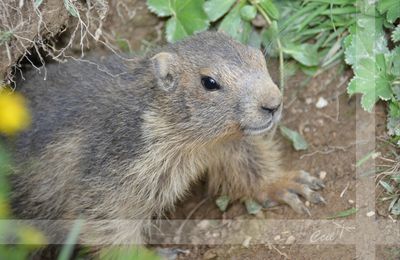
[300,65,318,76]
[379,180,394,193]
[63,0,79,17]
[215,195,230,212]
[392,175,400,183]
[166,17,186,42]
[327,207,357,219]
[347,58,392,112]
[387,113,400,136]
[34,0,44,8]
[392,25,400,43]
[147,0,172,17]
[377,0,400,23]
[218,1,252,44]
[391,199,400,215]
[283,43,320,67]
[204,0,236,22]
[240,5,257,22]
[244,199,262,215]
[389,101,400,117]
[387,46,400,76]
[165,0,210,42]
[279,126,308,151]
[258,0,280,20]
[345,15,392,112]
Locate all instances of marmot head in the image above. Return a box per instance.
[150,31,282,142]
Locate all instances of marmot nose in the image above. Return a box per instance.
[261,103,281,115]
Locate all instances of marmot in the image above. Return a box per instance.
[9,32,325,246]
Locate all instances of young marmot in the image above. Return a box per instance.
[9,32,325,245]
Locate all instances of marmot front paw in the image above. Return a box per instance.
[257,170,326,216]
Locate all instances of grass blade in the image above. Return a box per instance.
[327,207,357,219]
[57,219,84,260]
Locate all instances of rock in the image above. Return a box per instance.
[319,171,327,180]
[366,211,375,217]
[315,97,328,109]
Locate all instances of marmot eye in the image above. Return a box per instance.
[201,76,221,91]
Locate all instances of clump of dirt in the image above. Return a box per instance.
[1,0,161,84]
[0,0,69,81]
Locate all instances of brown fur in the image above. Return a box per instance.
[9,32,324,249]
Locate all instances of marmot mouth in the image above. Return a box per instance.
[243,121,274,136]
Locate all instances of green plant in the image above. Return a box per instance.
[344,0,400,142]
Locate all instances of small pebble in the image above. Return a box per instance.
[274,235,281,241]
[305,97,313,104]
[305,201,310,207]
[348,199,354,204]
[286,235,296,244]
[366,211,375,217]
[316,97,328,108]
[319,171,327,180]
[242,236,252,248]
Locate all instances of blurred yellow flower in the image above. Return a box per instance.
[18,225,47,246]
[0,89,30,135]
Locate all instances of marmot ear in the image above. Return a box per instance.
[151,52,178,91]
